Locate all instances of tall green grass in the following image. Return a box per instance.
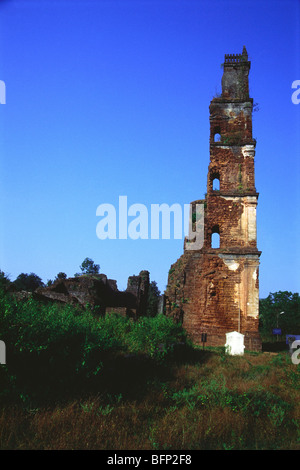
[1,293,299,450]
[0,293,185,405]
[0,350,299,450]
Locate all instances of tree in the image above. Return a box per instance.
[46,273,67,286]
[0,270,11,291]
[13,273,44,292]
[55,272,67,281]
[75,258,100,276]
[146,281,161,317]
[259,291,300,338]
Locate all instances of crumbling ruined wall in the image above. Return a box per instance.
[165,47,261,351]
[35,270,150,318]
[126,270,149,318]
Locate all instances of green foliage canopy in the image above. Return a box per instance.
[146,281,161,317]
[12,273,44,292]
[259,291,300,337]
[0,270,11,290]
[75,258,100,276]
[55,272,67,281]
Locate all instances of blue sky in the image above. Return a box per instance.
[0,0,299,298]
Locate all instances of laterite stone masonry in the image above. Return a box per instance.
[165,47,262,351]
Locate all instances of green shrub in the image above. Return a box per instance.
[0,294,186,405]
[125,315,185,360]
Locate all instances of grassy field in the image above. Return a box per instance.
[0,294,299,450]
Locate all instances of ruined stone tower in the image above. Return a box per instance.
[165,47,262,351]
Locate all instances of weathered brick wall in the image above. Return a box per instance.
[165,48,262,351]
[208,145,256,194]
[165,251,261,350]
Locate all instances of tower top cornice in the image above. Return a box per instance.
[223,46,250,66]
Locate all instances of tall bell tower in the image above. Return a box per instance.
[165,47,262,351]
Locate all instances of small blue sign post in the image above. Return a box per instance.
[272,328,282,336]
[273,328,282,342]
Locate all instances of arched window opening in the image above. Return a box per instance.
[212,178,220,190]
[210,171,220,191]
[213,126,221,143]
[211,225,220,249]
[212,126,221,142]
[211,233,220,249]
